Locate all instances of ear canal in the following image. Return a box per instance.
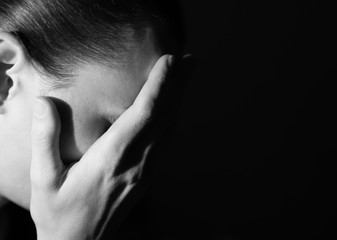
[0,75,13,97]
[0,76,13,114]
[1,61,14,91]
[0,54,15,112]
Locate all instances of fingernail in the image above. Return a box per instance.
[183,53,193,59]
[167,55,175,66]
[33,98,47,118]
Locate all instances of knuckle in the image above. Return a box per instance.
[126,166,142,184]
[31,120,59,145]
[31,130,59,155]
[30,167,57,190]
[32,126,51,143]
[93,151,119,177]
[31,130,47,144]
[117,166,142,185]
[136,103,153,126]
[30,173,54,190]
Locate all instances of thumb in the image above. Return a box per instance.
[30,97,64,190]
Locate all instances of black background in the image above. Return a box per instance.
[6,1,335,240]
[126,1,335,239]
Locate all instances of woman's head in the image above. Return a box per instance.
[1,0,183,87]
[0,0,183,209]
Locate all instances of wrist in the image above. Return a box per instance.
[37,231,87,240]
[36,224,92,240]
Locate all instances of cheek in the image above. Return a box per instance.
[0,104,32,209]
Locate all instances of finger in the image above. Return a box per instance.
[166,53,195,110]
[108,54,194,177]
[137,54,195,177]
[112,54,174,144]
[31,97,64,190]
[83,54,175,171]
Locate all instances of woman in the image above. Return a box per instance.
[0,0,189,239]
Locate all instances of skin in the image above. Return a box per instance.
[30,55,176,240]
[0,28,162,210]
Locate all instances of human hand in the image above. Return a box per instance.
[29,54,186,240]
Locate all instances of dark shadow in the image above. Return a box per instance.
[49,97,82,164]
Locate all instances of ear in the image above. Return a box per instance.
[0,32,29,113]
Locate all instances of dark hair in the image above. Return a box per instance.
[0,0,184,88]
